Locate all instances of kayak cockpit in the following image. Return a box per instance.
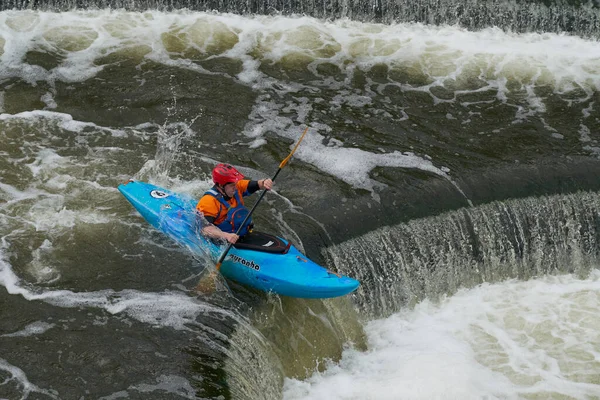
[233,231,291,254]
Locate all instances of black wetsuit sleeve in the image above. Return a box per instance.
[204,216,216,224]
[247,180,260,194]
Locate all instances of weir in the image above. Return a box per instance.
[326,190,600,318]
[3,0,600,37]
[0,4,598,398]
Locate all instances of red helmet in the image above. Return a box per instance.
[212,163,244,186]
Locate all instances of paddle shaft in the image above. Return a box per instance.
[215,127,309,270]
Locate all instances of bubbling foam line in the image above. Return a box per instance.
[1,321,55,337]
[0,182,112,236]
[0,181,47,204]
[0,247,234,331]
[295,131,449,190]
[0,358,58,399]
[0,110,128,136]
[1,11,598,195]
[0,11,598,93]
[242,97,471,202]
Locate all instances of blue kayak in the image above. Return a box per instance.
[118,180,360,298]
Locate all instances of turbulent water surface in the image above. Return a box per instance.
[0,2,599,399]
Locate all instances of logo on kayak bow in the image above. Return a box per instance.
[150,190,169,199]
[229,254,260,271]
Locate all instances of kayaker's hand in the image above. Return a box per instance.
[260,179,273,190]
[224,233,239,243]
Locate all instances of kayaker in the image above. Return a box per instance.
[197,163,273,244]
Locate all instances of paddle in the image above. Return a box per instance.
[196,126,309,292]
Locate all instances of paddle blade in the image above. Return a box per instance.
[279,126,309,169]
[195,270,218,294]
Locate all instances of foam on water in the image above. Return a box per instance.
[283,271,600,400]
[26,147,68,177]
[27,239,60,283]
[0,247,234,331]
[1,11,599,196]
[0,182,111,234]
[294,131,449,191]
[0,110,128,136]
[0,111,156,239]
[0,11,598,95]
[0,357,58,399]
[1,321,55,337]
[0,181,45,204]
[242,99,462,198]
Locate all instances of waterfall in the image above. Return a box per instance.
[5,0,600,38]
[326,191,600,318]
